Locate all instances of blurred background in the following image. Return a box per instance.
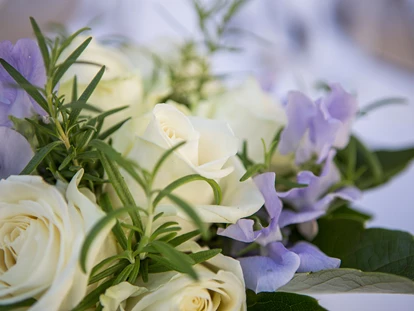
[1,0,413,309]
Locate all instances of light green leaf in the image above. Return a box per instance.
[279,269,414,294]
[152,141,186,178]
[240,163,267,182]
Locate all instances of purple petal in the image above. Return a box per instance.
[255,217,283,246]
[217,217,282,246]
[253,172,282,219]
[289,241,341,273]
[278,91,315,156]
[217,219,259,243]
[278,150,341,211]
[323,84,358,149]
[0,39,47,126]
[278,209,325,228]
[308,100,341,163]
[0,127,33,178]
[239,242,300,293]
[313,186,362,211]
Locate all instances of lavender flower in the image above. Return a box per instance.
[278,84,358,164]
[278,150,361,239]
[0,127,33,178]
[218,172,340,292]
[0,39,47,127]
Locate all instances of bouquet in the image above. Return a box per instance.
[0,2,413,310]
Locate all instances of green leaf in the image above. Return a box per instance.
[91,139,146,191]
[80,206,135,273]
[69,66,105,126]
[328,204,372,222]
[279,268,414,294]
[166,193,209,239]
[30,17,50,72]
[98,117,131,140]
[58,27,91,59]
[89,261,128,285]
[72,278,113,311]
[313,218,414,280]
[148,248,222,273]
[153,174,222,207]
[150,240,197,279]
[246,290,326,311]
[52,37,92,88]
[169,230,200,247]
[0,298,37,311]
[240,163,267,182]
[0,59,48,111]
[20,141,63,175]
[60,101,102,113]
[99,193,128,250]
[359,97,407,117]
[336,136,414,190]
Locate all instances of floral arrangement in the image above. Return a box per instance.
[1,2,414,311]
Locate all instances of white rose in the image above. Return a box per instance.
[100,243,246,311]
[0,170,114,310]
[59,36,144,129]
[200,78,287,163]
[112,103,264,224]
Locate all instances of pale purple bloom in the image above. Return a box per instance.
[278,150,358,211]
[278,150,361,239]
[0,127,33,178]
[289,241,341,273]
[279,84,358,164]
[238,243,300,293]
[218,172,341,292]
[0,39,47,127]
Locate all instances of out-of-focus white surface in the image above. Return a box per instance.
[1,0,413,310]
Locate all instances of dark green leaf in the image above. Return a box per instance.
[246,290,326,311]
[0,298,37,311]
[30,17,50,72]
[313,218,414,280]
[99,193,128,250]
[69,66,105,126]
[20,141,63,175]
[52,37,92,88]
[72,278,113,311]
[60,101,102,113]
[169,230,200,247]
[151,240,197,279]
[240,163,267,182]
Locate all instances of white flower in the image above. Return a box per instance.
[101,243,246,311]
[59,36,144,129]
[112,103,264,224]
[200,78,287,163]
[0,170,114,310]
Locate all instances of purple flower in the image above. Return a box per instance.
[218,172,341,292]
[0,39,47,127]
[279,84,358,164]
[0,127,33,179]
[278,150,361,239]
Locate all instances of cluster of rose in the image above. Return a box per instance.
[0,6,414,311]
